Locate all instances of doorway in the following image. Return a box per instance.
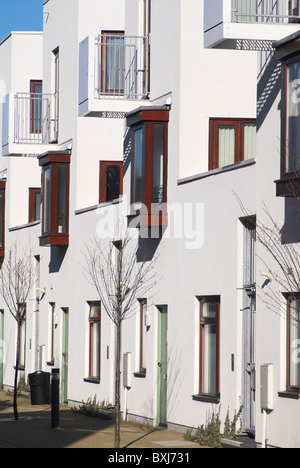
[61,308,69,405]
[157,305,168,426]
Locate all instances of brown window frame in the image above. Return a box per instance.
[209,118,256,171]
[193,296,220,403]
[18,304,26,370]
[28,188,41,223]
[127,107,169,227]
[0,181,5,259]
[99,161,123,204]
[101,31,125,95]
[30,80,43,134]
[286,294,300,395]
[134,299,147,377]
[39,152,70,247]
[88,302,101,381]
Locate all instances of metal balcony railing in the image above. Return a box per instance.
[94,34,149,100]
[14,92,58,144]
[232,0,300,23]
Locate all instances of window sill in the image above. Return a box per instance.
[278,390,300,400]
[83,377,100,384]
[192,393,220,404]
[177,158,256,186]
[46,360,55,367]
[127,211,168,228]
[39,234,69,247]
[9,220,40,232]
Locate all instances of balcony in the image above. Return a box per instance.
[204,0,300,49]
[2,92,58,156]
[78,34,150,117]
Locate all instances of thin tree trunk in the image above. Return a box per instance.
[115,320,121,448]
[13,318,20,422]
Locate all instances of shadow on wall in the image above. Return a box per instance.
[49,246,68,273]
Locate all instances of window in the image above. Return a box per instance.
[126,107,169,226]
[209,119,256,170]
[101,31,125,95]
[47,303,55,366]
[134,299,147,377]
[30,80,43,134]
[286,295,300,394]
[194,296,220,402]
[99,161,123,203]
[0,181,5,259]
[88,303,101,381]
[39,152,70,246]
[29,188,41,223]
[18,304,26,369]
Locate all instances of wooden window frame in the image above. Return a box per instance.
[0,181,5,259]
[29,188,41,223]
[134,299,147,377]
[39,152,70,247]
[193,296,220,403]
[30,80,43,134]
[99,161,123,204]
[88,302,101,381]
[18,304,26,370]
[127,107,169,227]
[101,31,125,95]
[209,118,256,170]
[286,294,300,395]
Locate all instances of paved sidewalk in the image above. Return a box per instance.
[0,391,201,449]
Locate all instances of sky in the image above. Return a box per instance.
[0,0,44,44]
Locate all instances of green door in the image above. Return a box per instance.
[157,306,168,426]
[61,308,69,405]
[0,311,3,389]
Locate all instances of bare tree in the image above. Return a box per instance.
[83,231,158,448]
[234,190,300,322]
[0,243,35,421]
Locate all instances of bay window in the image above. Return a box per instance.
[39,152,70,246]
[127,107,169,227]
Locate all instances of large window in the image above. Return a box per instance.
[99,161,123,203]
[209,118,256,170]
[286,295,300,394]
[194,296,220,402]
[88,302,101,381]
[127,107,169,227]
[39,152,70,246]
[285,60,300,173]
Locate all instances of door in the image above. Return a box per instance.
[0,311,3,389]
[61,308,69,405]
[157,306,168,426]
[241,217,256,434]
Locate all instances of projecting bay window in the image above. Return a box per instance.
[39,152,70,247]
[209,119,256,170]
[193,296,220,403]
[127,107,169,227]
[0,182,5,259]
[276,57,300,196]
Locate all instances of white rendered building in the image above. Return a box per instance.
[0,0,299,448]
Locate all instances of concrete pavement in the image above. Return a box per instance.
[0,391,201,449]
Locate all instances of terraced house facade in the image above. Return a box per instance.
[0,0,299,448]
